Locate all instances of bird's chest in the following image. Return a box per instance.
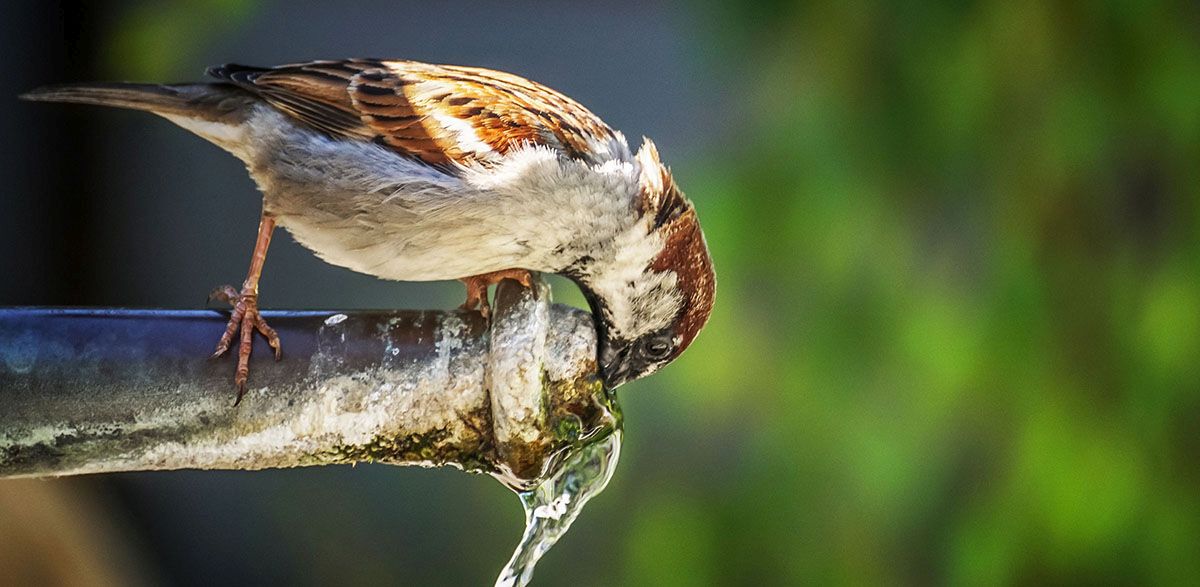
[239,120,636,281]
[260,178,551,281]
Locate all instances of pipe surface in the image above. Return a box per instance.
[0,279,617,488]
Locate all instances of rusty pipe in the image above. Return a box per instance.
[0,278,618,488]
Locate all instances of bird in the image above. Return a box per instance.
[21,58,716,402]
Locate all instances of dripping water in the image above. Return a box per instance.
[494,428,623,587]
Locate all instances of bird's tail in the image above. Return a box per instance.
[19,82,252,123]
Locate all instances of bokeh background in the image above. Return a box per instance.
[2,0,1198,585]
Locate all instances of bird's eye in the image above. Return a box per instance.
[643,337,673,360]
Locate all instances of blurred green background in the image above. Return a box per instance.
[1,0,1198,585]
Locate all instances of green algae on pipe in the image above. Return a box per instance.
[0,278,619,488]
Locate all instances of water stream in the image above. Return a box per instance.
[494,428,623,587]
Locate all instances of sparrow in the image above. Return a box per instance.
[21,59,715,401]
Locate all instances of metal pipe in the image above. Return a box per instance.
[0,278,618,488]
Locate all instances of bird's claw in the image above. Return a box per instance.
[211,285,281,405]
[459,269,533,322]
[460,289,492,321]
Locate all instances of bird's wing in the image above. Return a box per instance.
[207,59,619,167]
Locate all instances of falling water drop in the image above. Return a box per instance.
[494,428,623,587]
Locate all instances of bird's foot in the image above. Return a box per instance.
[209,284,281,404]
[459,269,533,321]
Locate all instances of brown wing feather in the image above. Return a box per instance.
[207,59,617,167]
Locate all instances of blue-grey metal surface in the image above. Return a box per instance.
[0,282,613,483]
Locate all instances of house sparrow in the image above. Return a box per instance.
[21,59,715,401]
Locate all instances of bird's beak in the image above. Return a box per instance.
[599,343,633,390]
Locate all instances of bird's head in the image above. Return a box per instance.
[576,139,715,389]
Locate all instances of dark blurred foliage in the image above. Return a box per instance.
[1,0,1198,585]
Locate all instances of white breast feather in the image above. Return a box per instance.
[204,106,649,286]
